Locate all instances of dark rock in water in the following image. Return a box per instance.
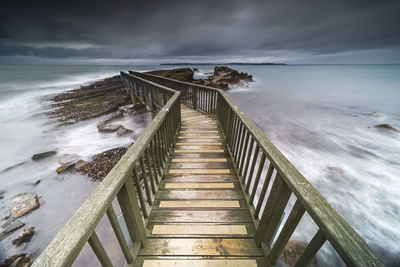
[116,126,133,136]
[147,68,195,83]
[31,151,57,161]
[0,219,25,240]
[11,194,40,217]
[26,180,41,186]
[13,227,35,246]
[280,241,317,267]
[97,124,122,133]
[47,75,130,126]
[96,110,124,129]
[76,147,128,181]
[1,162,26,174]
[373,123,399,132]
[0,254,32,267]
[58,154,80,165]
[0,190,5,199]
[121,104,148,116]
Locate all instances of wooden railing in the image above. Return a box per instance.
[129,71,384,267]
[32,73,181,266]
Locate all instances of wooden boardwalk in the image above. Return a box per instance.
[136,105,265,266]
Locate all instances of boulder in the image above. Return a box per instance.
[0,219,25,240]
[0,254,32,267]
[13,227,35,246]
[31,151,57,161]
[373,123,399,132]
[58,154,80,165]
[56,163,74,173]
[73,160,88,169]
[97,124,122,133]
[280,240,317,267]
[116,126,133,136]
[11,194,40,217]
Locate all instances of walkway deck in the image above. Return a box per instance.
[136,105,265,266]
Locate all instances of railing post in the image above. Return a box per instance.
[117,177,146,246]
[256,173,291,247]
[193,87,197,110]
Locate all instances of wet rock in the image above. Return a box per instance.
[0,190,5,200]
[56,163,74,173]
[280,241,317,267]
[11,194,40,217]
[97,124,122,133]
[73,160,88,169]
[76,147,127,181]
[96,110,124,129]
[0,219,25,240]
[121,104,148,116]
[0,254,32,267]
[13,227,35,246]
[365,111,382,117]
[1,162,26,174]
[31,151,57,161]
[26,180,41,187]
[147,66,253,90]
[373,123,399,132]
[58,154,80,165]
[147,68,195,82]
[116,126,133,136]
[47,75,130,126]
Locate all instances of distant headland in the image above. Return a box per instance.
[160,62,286,66]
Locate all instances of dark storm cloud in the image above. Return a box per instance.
[0,0,400,63]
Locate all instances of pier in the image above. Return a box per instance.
[33,71,384,266]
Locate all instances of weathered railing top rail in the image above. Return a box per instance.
[33,73,181,266]
[129,70,384,267]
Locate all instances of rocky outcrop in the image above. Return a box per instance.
[147,66,253,90]
[0,254,32,267]
[12,227,35,246]
[75,147,128,181]
[0,219,25,241]
[11,194,40,217]
[116,126,133,136]
[147,68,195,83]
[31,151,57,161]
[373,123,399,132]
[47,75,130,126]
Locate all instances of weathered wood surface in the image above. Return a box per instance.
[136,105,264,266]
[130,70,384,267]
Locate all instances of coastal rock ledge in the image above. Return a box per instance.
[147,66,253,90]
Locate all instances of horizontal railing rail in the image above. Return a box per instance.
[33,73,181,266]
[129,70,384,267]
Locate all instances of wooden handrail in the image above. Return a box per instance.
[33,73,181,266]
[129,70,384,267]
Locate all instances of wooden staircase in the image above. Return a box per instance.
[136,105,265,266]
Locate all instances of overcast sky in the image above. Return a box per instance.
[1,0,400,64]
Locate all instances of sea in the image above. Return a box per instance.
[0,64,399,266]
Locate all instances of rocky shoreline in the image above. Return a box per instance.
[148,66,253,89]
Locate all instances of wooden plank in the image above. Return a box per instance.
[169,169,230,174]
[170,163,229,169]
[159,200,240,208]
[142,259,257,267]
[178,136,221,139]
[176,142,222,145]
[174,149,225,153]
[171,158,227,163]
[175,145,223,149]
[152,225,247,235]
[180,131,219,133]
[138,238,263,256]
[181,126,218,129]
[165,183,234,189]
[156,190,244,200]
[149,210,253,223]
